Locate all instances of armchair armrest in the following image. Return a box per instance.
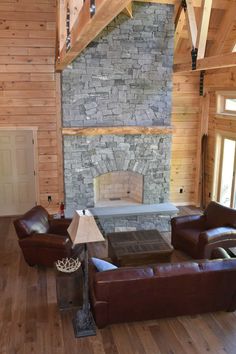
[171,214,206,230]
[19,233,72,249]
[211,247,231,259]
[199,227,236,245]
[49,218,72,235]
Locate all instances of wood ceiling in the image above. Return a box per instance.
[56,0,236,73]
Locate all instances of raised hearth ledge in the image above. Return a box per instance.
[64,203,178,218]
[79,203,177,218]
[62,126,173,136]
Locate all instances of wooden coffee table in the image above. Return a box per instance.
[107,229,173,266]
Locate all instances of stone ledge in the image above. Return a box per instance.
[62,126,173,136]
[89,203,178,218]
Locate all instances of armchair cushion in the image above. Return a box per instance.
[49,218,72,235]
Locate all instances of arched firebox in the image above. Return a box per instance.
[93,171,143,207]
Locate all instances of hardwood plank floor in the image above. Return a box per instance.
[1,208,236,354]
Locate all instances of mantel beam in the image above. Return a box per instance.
[62,126,173,136]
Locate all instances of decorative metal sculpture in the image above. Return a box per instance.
[55,257,81,273]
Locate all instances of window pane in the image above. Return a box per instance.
[219,139,235,207]
[225,98,236,111]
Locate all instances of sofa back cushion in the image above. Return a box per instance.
[14,206,50,239]
[93,267,154,301]
[205,201,236,229]
[153,261,200,276]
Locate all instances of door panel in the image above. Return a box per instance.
[0,130,36,215]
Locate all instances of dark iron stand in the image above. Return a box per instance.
[72,243,96,337]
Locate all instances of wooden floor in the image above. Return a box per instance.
[1,206,236,354]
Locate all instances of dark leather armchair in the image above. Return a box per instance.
[171,201,236,259]
[14,205,78,267]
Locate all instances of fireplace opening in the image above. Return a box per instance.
[94,171,143,207]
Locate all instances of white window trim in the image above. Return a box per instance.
[216,91,236,118]
[213,130,236,205]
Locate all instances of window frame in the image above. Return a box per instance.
[213,130,236,208]
[216,91,236,117]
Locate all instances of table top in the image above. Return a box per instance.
[107,229,173,258]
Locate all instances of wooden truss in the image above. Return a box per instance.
[56,0,236,72]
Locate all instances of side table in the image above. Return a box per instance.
[55,267,83,310]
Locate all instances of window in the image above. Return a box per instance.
[213,133,236,208]
[225,98,236,112]
[217,92,236,116]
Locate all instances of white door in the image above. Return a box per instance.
[0,130,36,216]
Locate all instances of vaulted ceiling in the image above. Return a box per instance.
[56,0,236,73]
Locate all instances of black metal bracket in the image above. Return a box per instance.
[191,47,198,70]
[181,0,187,11]
[199,70,205,96]
[90,0,96,18]
[66,6,71,52]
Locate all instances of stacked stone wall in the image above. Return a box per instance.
[62,3,174,127]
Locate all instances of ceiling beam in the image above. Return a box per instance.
[135,0,232,10]
[174,0,182,28]
[134,0,175,4]
[196,0,212,59]
[174,8,185,51]
[209,0,236,56]
[69,0,83,29]
[185,0,198,49]
[174,52,236,73]
[122,2,133,18]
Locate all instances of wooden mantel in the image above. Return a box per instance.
[62,126,173,136]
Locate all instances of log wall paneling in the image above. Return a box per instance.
[0,0,62,213]
[170,72,201,205]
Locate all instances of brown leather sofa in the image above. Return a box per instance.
[14,205,78,267]
[89,257,236,328]
[171,201,236,259]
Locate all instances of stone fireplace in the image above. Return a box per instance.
[61,3,174,231]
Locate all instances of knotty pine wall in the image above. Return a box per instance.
[0,0,63,212]
[204,67,236,206]
[170,72,201,205]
